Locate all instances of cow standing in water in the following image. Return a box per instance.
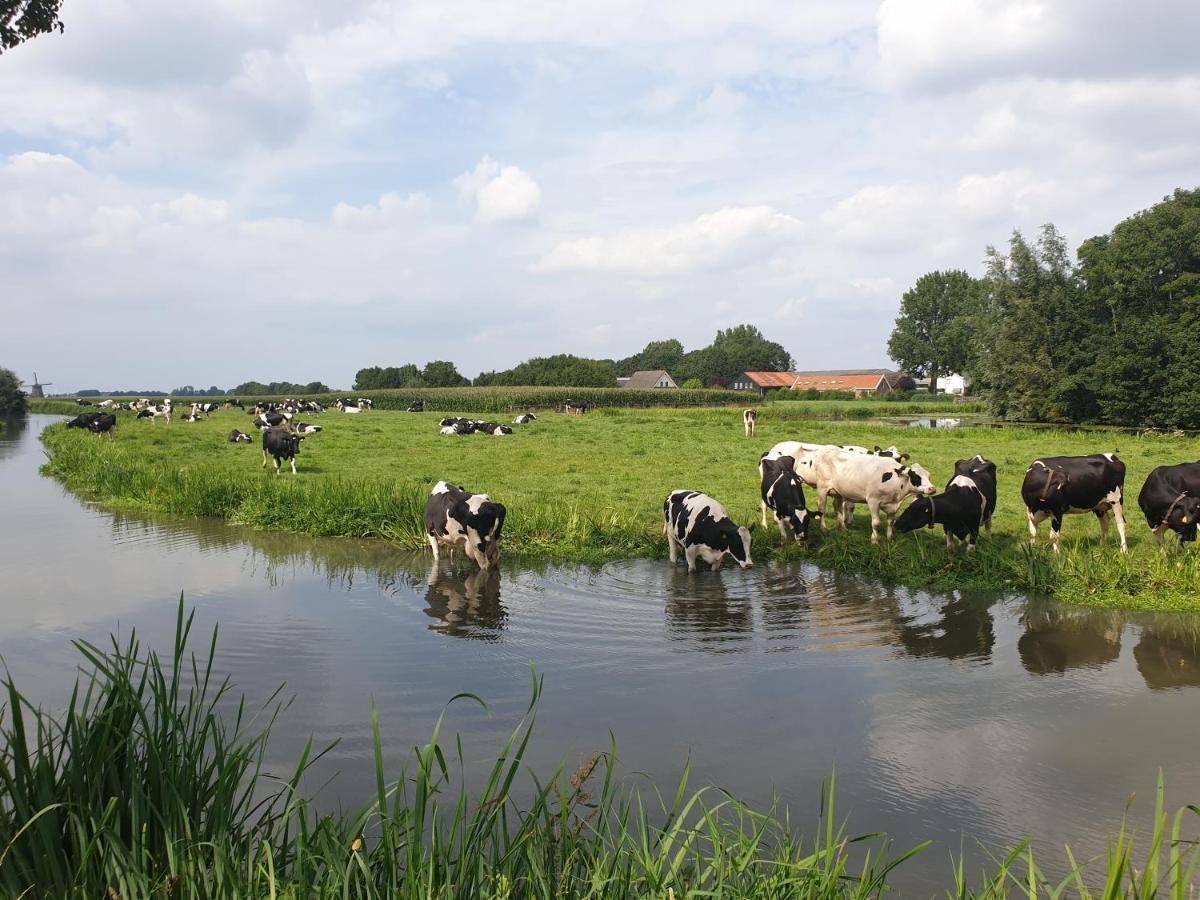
[663,490,754,572]
[424,482,507,570]
[743,409,758,437]
[1021,453,1128,553]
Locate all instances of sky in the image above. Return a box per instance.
[1,0,1198,392]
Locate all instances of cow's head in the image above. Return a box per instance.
[894,495,936,533]
[874,445,910,461]
[727,522,755,568]
[884,463,936,495]
[1164,494,1200,543]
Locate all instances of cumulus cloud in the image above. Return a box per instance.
[332,192,431,227]
[158,193,230,226]
[454,156,541,224]
[535,205,801,277]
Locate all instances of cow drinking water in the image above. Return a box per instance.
[1021,453,1128,553]
[663,490,754,572]
[424,481,506,570]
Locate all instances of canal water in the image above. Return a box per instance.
[3,414,1200,893]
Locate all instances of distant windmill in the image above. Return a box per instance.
[21,371,53,398]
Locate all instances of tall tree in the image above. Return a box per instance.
[0,367,27,415]
[1,0,64,53]
[615,339,684,376]
[422,360,470,388]
[887,270,978,393]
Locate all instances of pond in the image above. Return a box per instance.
[4,414,1200,893]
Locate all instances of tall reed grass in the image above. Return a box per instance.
[3,603,1198,897]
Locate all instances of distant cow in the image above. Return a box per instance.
[407,400,425,413]
[136,404,172,424]
[744,409,758,437]
[513,413,537,425]
[895,456,996,556]
[256,411,290,428]
[358,398,374,409]
[262,427,303,474]
[563,399,590,415]
[663,490,754,572]
[295,422,322,435]
[75,398,92,406]
[228,429,253,443]
[1021,453,1128,553]
[1138,462,1200,548]
[758,454,818,543]
[424,481,506,569]
[224,399,244,409]
[810,448,935,544]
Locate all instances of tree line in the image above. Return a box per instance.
[889,187,1200,427]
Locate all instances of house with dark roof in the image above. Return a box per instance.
[620,370,678,389]
[730,372,799,394]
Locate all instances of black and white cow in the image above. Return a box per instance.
[424,481,506,569]
[563,399,590,415]
[224,398,244,409]
[758,454,818,543]
[513,413,537,425]
[228,429,253,443]
[75,398,92,406]
[407,400,425,413]
[358,398,374,410]
[294,422,322,435]
[136,404,172,424]
[810,449,936,544]
[86,413,117,436]
[440,419,475,436]
[67,412,105,429]
[895,456,996,556]
[261,427,303,474]
[663,490,754,572]
[1137,462,1200,548]
[1021,453,1128,553]
[256,410,291,429]
[744,409,758,437]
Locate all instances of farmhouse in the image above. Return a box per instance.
[790,369,912,397]
[620,370,678,389]
[730,372,798,394]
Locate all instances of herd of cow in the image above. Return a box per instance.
[62,401,1200,576]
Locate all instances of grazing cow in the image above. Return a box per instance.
[810,449,936,544]
[563,399,590,415]
[294,422,322,435]
[744,409,758,437]
[75,398,92,406]
[424,481,506,569]
[763,441,907,525]
[261,427,303,474]
[1138,462,1200,548]
[136,404,172,424]
[224,399,243,409]
[407,400,425,413]
[67,412,105,429]
[513,413,537,425]
[1021,453,1128,553]
[228,429,253,443]
[758,454,818,543]
[663,490,754,572]
[895,456,996,556]
[86,413,117,436]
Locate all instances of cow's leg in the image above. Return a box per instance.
[428,534,440,562]
[762,500,771,528]
[984,515,992,536]
[842,500,855,527]
[274,456,282,475]
[777,517,789,545]
[1050,517,1063,555]
[1096,509,1110,544]
[868,500,882,545]
[885,502,901,541]
[290,457,297,475]
[1111,497,1129,553]
[1153,524,1167,548]
[945,530,956,557]
[684,545,701,573]
[710,557,722,572]
[817,488,831,529]
[665,525,679,564]
[967,528,978,552]
[262,448,268,468]
[1027,509,1046,545]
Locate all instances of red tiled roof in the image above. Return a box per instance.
[791,373,886,391]
[743,371,798,388]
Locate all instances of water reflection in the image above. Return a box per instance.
[1135,627,1200,689]
[422,566,506,638]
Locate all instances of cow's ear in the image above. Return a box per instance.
[900,453,911,462]
[873,445,882,452]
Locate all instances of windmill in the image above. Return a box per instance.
[21,372,53,398]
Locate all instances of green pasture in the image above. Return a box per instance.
[37,401,1200,610]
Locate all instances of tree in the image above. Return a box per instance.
[887,270,978,394]
[1,0,64,54]
[475,354,616,387]
[677,325,793,384]
[0,367,27,415]
[615,339,684,376]
[679,377,704,389]
[422,360,470,388]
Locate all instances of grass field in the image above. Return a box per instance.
[3,604,1196,898]
[37,400,1200,610]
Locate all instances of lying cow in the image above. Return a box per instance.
[758,454,818,543]
[256,410,291,428]
[295,422,322,435]
[75,398,92,406]
[407,400,425,413]
[663,490,754,572]
[744,409,758,437]
[261,426,303,474]
[895,456,996,556]
[228,429,253,443]
[1137,462,1200,548]
[424,481,506,569]
[811,448,935,543]
[1021,453,1128,553]
[513,413,537,425]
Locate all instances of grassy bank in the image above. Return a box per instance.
[37,404,1200,609]
[2,604,1197,898]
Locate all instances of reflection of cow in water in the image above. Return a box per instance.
[1134,627,1200,689]
[423,567,505,639]
[1018,606,1121,675]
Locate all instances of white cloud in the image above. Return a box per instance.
[158,193,230,226]
[454,156,541,224]
[535,205,801,277]
[332,191,431,227]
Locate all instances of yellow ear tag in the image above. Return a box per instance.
[1184,516,1191,524]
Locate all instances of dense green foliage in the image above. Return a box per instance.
[0,0,64,53]
[354,361,470,390]
[0,366,27,416]
[3,605,1197,898]
[475,354,618,387]
[229,380,332,396]
[887,270,978,393]
[913,188,1200,426]
[171,384,224,396]
[617,325,795,384]
[36,404,1200,609]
